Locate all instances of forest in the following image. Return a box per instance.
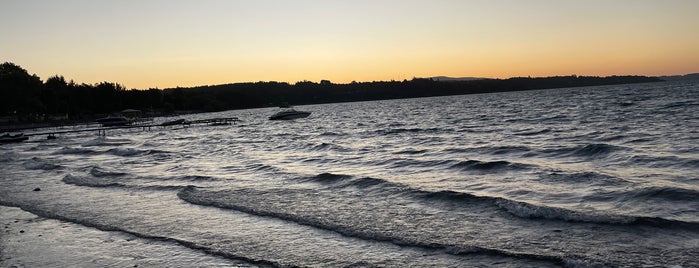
[0,62,662,123]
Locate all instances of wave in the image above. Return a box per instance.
[309,142,349,152]
[107,148,148,157]
[443,145,533,156]
[489,146,533,155]
[298,173,407,193]
[301,173,699,226]
[89,167,129,178]
[53,146,169,158]
[319,131,343,136]
[537,171,630,186]
[372,156,533,173]
[393,149,428,155]
[663,100,698,109]
[106,148,170,157]
[300,158,338,165]
[171,175,221,182]
[304,173,641,225]
[544,143,625,158]
[376,158,454,169]
[616,101,635,107]
[0,151,17,162]
[493,197,636,224]
[683,159,699,169]
[0,202,276,268]
[375,127,443,135]
[245,163,280,173]
[82,137,132,147]
[298,173,353,184]
[572,143,621,157]
[597,134,628,142]
[299,173,699,228]
[62,174,126,188]
[63,174,195,191]
[54,147,99,155]
[176,186,568,266]
[419,189,699,228]
[140,185,193,191]
[541,114,570,121]
[627,155,699,169]
[626,186,699,202]
[624,137,655,144]
[512,128,552,136]
[449,159,532,172]
[22,157,62,170]
[348,177,388,188]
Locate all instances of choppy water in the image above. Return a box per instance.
[1,81,698,267]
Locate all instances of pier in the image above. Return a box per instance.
[4,117,239,142]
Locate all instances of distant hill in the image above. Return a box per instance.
[430,76,488,81]
[165,75,662,113]
[658,73,699,81]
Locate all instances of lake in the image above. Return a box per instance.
[1,81,698,267]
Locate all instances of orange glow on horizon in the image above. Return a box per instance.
[2,1,697,89]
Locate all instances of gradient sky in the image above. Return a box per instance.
[2,0,698,89]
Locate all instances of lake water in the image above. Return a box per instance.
[1,81,698,267]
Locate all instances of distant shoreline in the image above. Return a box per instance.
[3,62,692,128]
[159,75,663,112]
[1,79,667,133]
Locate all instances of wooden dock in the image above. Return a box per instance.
[16,117,239,140]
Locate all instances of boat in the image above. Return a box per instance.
[269,106,311,120]
[0,133,29,144]
[95,115,131,127]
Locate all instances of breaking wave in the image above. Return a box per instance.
[106,148,170,157]
[54,147,99,155]
[82,137,133,147]
[298,173,699,228]
[62,174,126,188]
[89,167,129,178]
[419,189,699,228]
[176,186,569,266]
[22,157,62,170]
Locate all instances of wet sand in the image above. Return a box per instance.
[0,205,249,268]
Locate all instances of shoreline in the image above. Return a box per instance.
[0,205,250,267]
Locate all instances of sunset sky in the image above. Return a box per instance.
[2,0,698,89]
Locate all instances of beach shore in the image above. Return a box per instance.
[0,205,249,268]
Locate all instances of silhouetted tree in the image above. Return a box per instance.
[90,82,125,113]
[0,62,44,116]
[43,75,70,114]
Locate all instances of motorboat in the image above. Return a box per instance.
[269,106,311,120]
[96,115,131,127]
[0,133,29,143]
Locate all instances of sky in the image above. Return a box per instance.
[1,0,698,89]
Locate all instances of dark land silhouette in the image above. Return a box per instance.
[1,62,663,124]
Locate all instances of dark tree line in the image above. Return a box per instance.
[1,62,167,121]
[1,62,662,122]
[160,74,661,111]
